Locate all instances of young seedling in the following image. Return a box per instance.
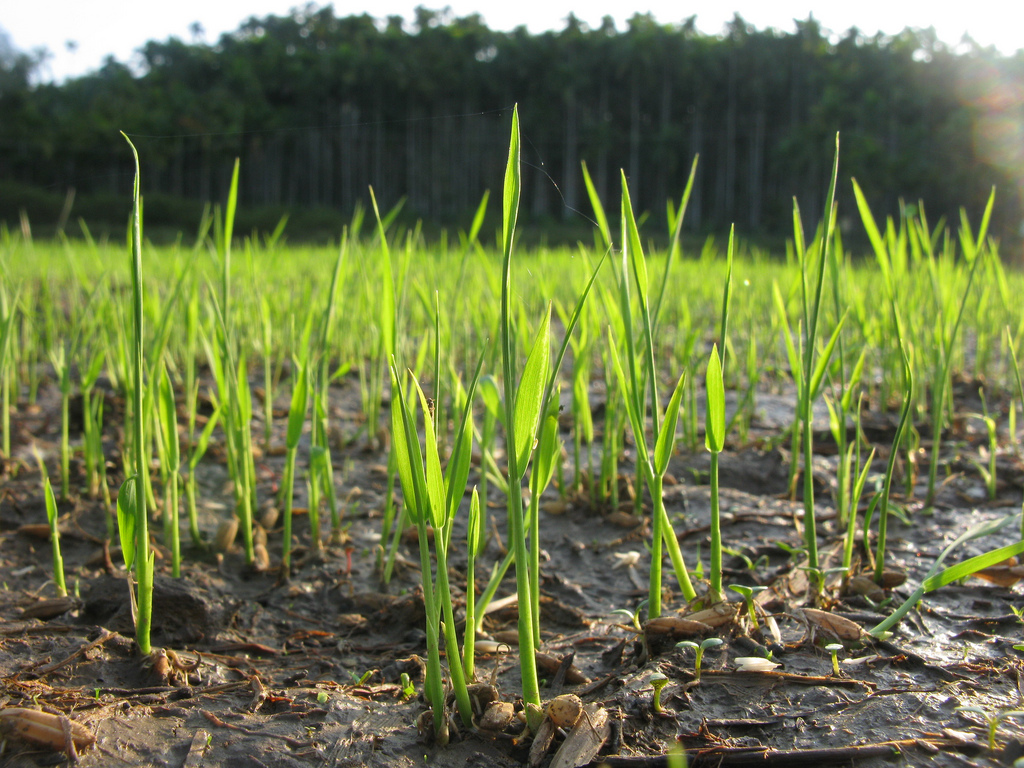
[956,706,1024,751]
[390,362,476,740]
[871,512,1024,637]
[463,488,483,680]
[873,305,914,584]
[399,672,415,701]
[728,584,767,630]
[793,136,843,594]
[156,364,181,577]
[41,470,67,597]
[649,673,670,714]
[389,306,485,742]
[610,600,649,632]
[280,357,310,574]
[587,162,695,617]
[706,344,726,603]
[46,343,72,502]
[675,637,723,681]
[119,133,155,655]
[824,643,843,676]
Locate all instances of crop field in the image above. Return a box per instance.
[1,114,1024,767]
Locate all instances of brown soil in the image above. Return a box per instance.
[2,375,1023,768]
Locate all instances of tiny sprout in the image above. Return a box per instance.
[824,643,843,676]
[351,669,373,686]
[610,599,648,631]
[956,706,1024,751]
[675,637,723,681]
[728,584,767,629]
[400,672,415,700]
[649,673,670,714]
[1013,644,1024,653]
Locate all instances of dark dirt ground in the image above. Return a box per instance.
[2,373,1023,768]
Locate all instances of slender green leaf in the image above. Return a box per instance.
[389,368,421,524]
[369,187,396,358]
[501,106,521,262]
[534,413,560,493]
[608,330,649,470]
[189,399,223,471]
[852,178,891,292]
[581,161,611,249]
[43,476,66,596]
[922,540,1024,592]
[468,487,484,559]
[839,349,867,412]
[705,345,725,453]
[414,377,445,531]
[621,171,648,306]
[772,281,802,389]
[158,365,179,469]
[222,158,240,262]
[467,189,490,247]
[808,312,848,401]
[512,306,551,473]
[286,362,309,449]
[445,353,485,523]
[478,374,504,426]
[117,476,138,570]
[871,512,1019,636]
[655,371,686,476]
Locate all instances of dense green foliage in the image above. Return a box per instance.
[1,7,1022,243]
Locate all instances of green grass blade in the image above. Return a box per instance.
[705,345,725,454]
[772,281,802,390]
[413,378,445,532]
[369,187,396,359]
[538,250,607,430]
[581,161,611,250]
[608,329,649,470]
[512,305,551,474]
[501,107,521,266]
[851,178,891,291]
[621,170,649,308]
[808,312,848,401]
[158,365,179,470]
[189,399,222,470]
[43,475,66,596]
[534,411,560,493]
[286,362,309,450]
[478,375,504,427]
[117,476,138,570]
[389,367,422,524]
[653,155,699,331]
[654,371,686,477]
[467,189,490,247]
[223,158,240,260]
[922,539,1024,592]
[870,512,1019,636]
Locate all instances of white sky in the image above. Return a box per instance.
[3,1,1021,83]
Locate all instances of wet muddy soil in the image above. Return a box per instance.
[1,375,1023,768]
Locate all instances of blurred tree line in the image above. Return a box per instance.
[1,5,1022,247]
